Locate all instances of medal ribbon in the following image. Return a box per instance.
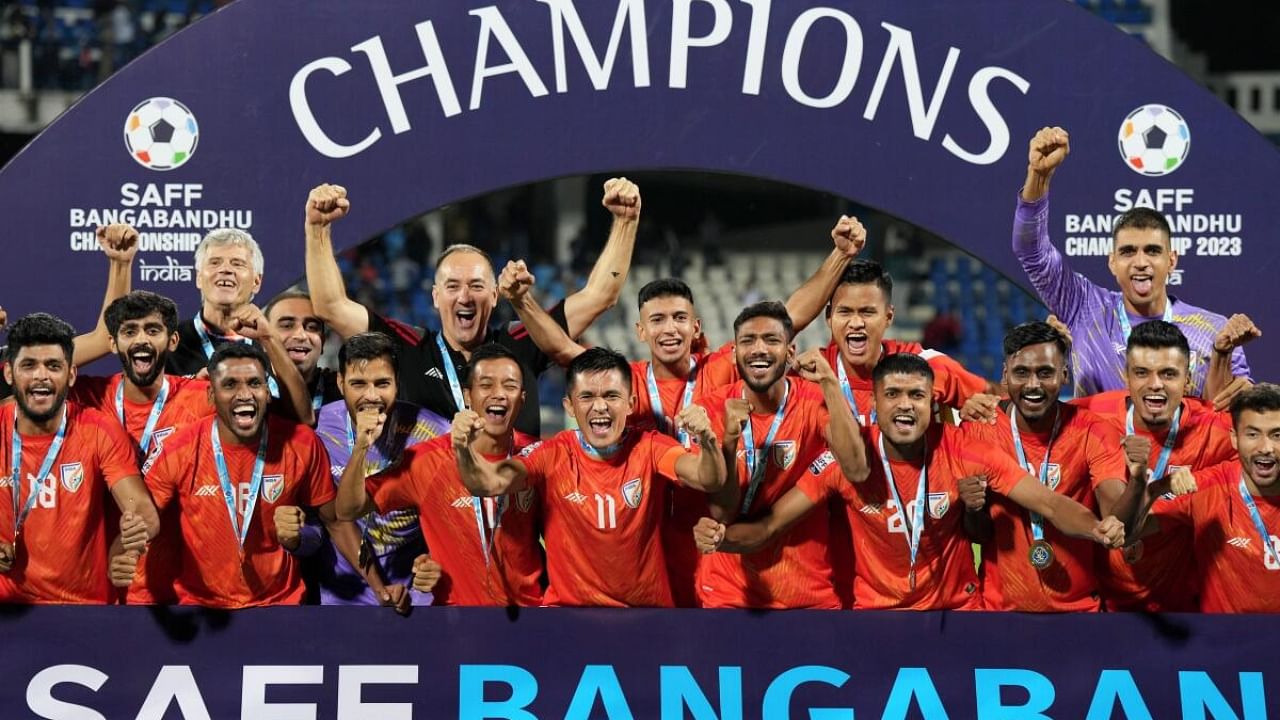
[1116,297,1174,342]
[740,380,789,514]
[210,421,269,554]
[9,409,68,539]
[646,359,697,445]
[116,376,170,456]
[837,358,876,425]
[877,432,927,584]
[434,333,467,411]
[1126,403,1183,480]
[1238,474,1280,571]
[1009,406,1062,544]
[194,315,280,396]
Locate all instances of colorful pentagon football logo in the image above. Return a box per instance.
[1118,104,1190,177]
[124,97,198,171]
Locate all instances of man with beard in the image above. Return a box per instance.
[693,302,864,609]
[453,347,726,607]
[1072,320,1238,611]
[696,353,1123,610]
[265,290,343,421]
[70,291,214,604]
[1127,384,1280,613]
[0,314,159,603]
[1012,126,1249,399]
[121,344,361,607]
[958,322,1131,612]
[299,332,448,611]
[336,343,544,606]
[304,180,638,436]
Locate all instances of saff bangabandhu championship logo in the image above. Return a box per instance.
[123,97,199,171]
[1118,104,1190,177]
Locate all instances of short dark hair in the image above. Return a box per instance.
[733,301,794,341]
[832,259,893,305]
[207,342,270,379]
[5,313,75,365]
[1003,321,1069,359]
[1230,383,1280,429]
[566,347,631,393]
[1114,207,1172,244]
[463,343,525,389]
[264,289,316,320]
[338,332,398,376]
[104,291,179,336]
[872,352,935,386]
[1127,320,1190,362]
[637,278,695,311]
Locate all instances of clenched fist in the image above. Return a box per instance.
[722,398,752,444]
[0,542,13,573]
[355,406,388,450]
[451,409,485,449]
[602,177,641,221]
[274,505,306,551]
[1214,314,1261,354]
[674,403,715,444]
[830,215,867,259]
[1169,466,1198,496]
[307,183,350,227]
[1121,435,1152,479]
[499,260,536,303]
[110,549,140,587]
[412,554,442,593]
[1028,126,1069,176]
[97,224,140,264]
[228,304,272,341]
[381,583,412,616]
[1045,315,1073,348]
[958,476,988,512]
[794,348,837,386]
[693,517,726,554]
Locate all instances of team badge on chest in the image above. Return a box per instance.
[771,441,797,470]
[622,478,643,509]
[60,463,84,493]
[262,475,285,503]
[515,487,535,513]
[927,492,951,519]
[1041,463,1062,491]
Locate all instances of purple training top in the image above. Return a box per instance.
[311,399,449,606]
[1012,193,1249,397]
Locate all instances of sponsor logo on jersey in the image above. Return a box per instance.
[1227,537,1252,549]
[425,367,444,380]
[860,503,883,515]
[771,440,797,470]
[808,451,835,475]
[59,463,84,493]
[622,478,643,508]
[330,464,347,478]
[194,485,221,497]
[927,492,951,519]
[519,441,543,459]
[563,491,588,504]
[451,496,473,509]
[262,474,285,503]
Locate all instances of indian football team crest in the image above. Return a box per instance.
[1040,462,1062,490]
[622,478,643,509]
[515,487,535,513]
[262,474,285,503]
[771,440,797,470]
[59,462,84,493]
[927,492,951,519]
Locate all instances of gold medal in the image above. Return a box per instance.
[908,568,916,591]
[1028,539,1054,570]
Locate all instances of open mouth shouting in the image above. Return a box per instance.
[1140,393,1169,417]
[585,414,614,441]
[1252,455,1278,482]
[743,355,776,383]
[844,331,870,359]
[230,400,260,432]
[25,384,56,408]
[483,401,510,425]
[890,412,918,434]
[128,346,158,378]
[454,306,478,334]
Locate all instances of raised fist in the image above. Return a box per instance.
[355,406,388,450]
[959,393,1000,425]
[602,177,641,221]
[675,403,715,442]
[1169,466,1198,496]
[958,475,988,512]
[306,183,350,227]
[794,349,836,386]
[274,505,305,550]
[110,549,140,587]
[97,224,140,264]
[451,409,485,449]
[1045,315,1074,349]
[228,304,271,341]
[1121,435,1152,478]
[722,398,752,443]
[499,260,536,303]
[412,554,443,593]
[830,215,867,258]
[693,517,726,554]
[1028,126,1069,176]
[1214,314,1262,354]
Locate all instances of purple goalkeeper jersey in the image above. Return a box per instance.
[1012,194,1249,398]
[312,399,449,606]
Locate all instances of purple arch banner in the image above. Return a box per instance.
[0,0,1276,377]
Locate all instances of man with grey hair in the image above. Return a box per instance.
[166,228,265,376]
[304,180,640,435]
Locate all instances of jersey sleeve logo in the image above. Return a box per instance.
[519,441,543,459]
[262,474,285,503]
[59,462,84,493]
[622,478,643,509]
[927,491,951,519]
[808,450,835,475]
[771,440,797,470]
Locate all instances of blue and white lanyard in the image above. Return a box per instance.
[740,380,790,514]
[646,360,697,445]
[837,358,875,425]
[9,409,67,539]
[1009,407,1062,543]
[575,429,627,461]
[878,432,927,577]
[116,376,170,456]
[1116,297,1174,342]
[435,333,466,411]
[194,315,279,396]
[1239,474,1280,570]
[1126,403,1182,480]
[210,421,269,553]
